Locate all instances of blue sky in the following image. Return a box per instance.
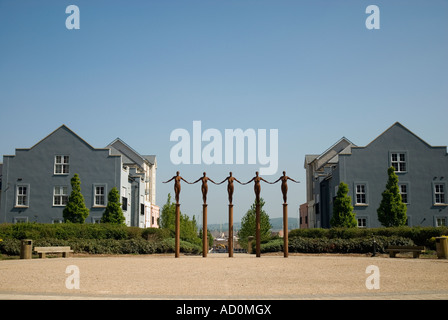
[1,0,447,225]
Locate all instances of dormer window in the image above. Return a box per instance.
[55,155,70,174]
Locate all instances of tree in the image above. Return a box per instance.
[330,182,357,228]
[377,167,407,227]
[63,173,89,223]
[238,198,272,250]
[159,193,202,246]
[101,187,125,225]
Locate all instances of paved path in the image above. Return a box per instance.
[1,253,447,300]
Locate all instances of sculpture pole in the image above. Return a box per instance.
[228,204,233,257]
[163,171,189,258]
[190,172,217,258]
[256,201,261,257]
[175,204,180,258]
[283,203,288,258]
[243,172,269,258]
[269,171,300,259]
[203,204,208,257]
[217,172,242,258]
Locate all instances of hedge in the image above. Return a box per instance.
[0,223,171,241]
[0,223,200,256]
[0,238,201,256]
[260,236,414,254]
[289,226,448,248]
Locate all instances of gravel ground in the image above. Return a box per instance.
[0,253,447,300]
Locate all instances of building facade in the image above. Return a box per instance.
[0,125,159,227]
[304,122,448,228]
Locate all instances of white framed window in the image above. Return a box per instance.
[14,217,28,223]
[357,218,367,228]
[54,155,70,174]
[399,184,409,204]
[53,186,68,206]
[16,185,29,207]
[355,184,367,204]
[434,183,446,204]
[391,152,407,172]
[94,185,106,206]
[436,217,447,227]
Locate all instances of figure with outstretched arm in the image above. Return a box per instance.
[243,171,270,204]
[162,171,189,204]
[270,171,300,204]
[217,172,243,205]
[190,172,217,204]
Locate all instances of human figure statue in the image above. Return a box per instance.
[270,171,300,204]
[163,171,189,204]
[217,172,243,205]
[189,172,217,204]
[243,171,270,204]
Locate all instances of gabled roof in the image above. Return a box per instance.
[352,122,447,151]
[107,138,156,168]
[312,137,356,170]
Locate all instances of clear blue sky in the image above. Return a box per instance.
[1,0,447,225]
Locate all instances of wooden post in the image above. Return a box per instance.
[256,201,261,257]
[203,204,208,257]
[175,203,180,258]
[229,204,233,257]
[283,203,288,258]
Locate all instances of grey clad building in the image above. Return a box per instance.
[0,125,159,227]
[304,122,448,228]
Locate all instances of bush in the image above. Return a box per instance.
[289,226,448,248]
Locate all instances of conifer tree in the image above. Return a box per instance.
[377,167,407,227]
[330,182,357,228]
[101,187,125,225]
[63,173,89,223]
[238,198,272,249]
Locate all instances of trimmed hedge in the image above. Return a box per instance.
[0,223,201,256]
[260,236,414,254]
[289,226,448,248]
[0,238,201,256]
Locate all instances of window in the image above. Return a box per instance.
[434,184,446,204]
[399,184,408,204]
[94,185,106,206]
[358,218,367,228]
[53,186,68,206]
[355,184,367,204]
[54,155,70,174]
[391,152,406,172]
[16,185,29,207]
[14,217,28,223]
[436,217,447,227]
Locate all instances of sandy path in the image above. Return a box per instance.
[1,253,447,299]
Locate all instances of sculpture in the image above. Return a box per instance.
[189,172,217,204]
[162,171,189,204]
[243,171,270,204]
[217,172,243,205]
[270,171,300,204]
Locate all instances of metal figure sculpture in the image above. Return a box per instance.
[243,171,270,258]
[270,171,300,204]
[162,171,189,204]
[189,172,218,205]
[269,171,300,258]
[217,172,243,205]
[163,171,189,258]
